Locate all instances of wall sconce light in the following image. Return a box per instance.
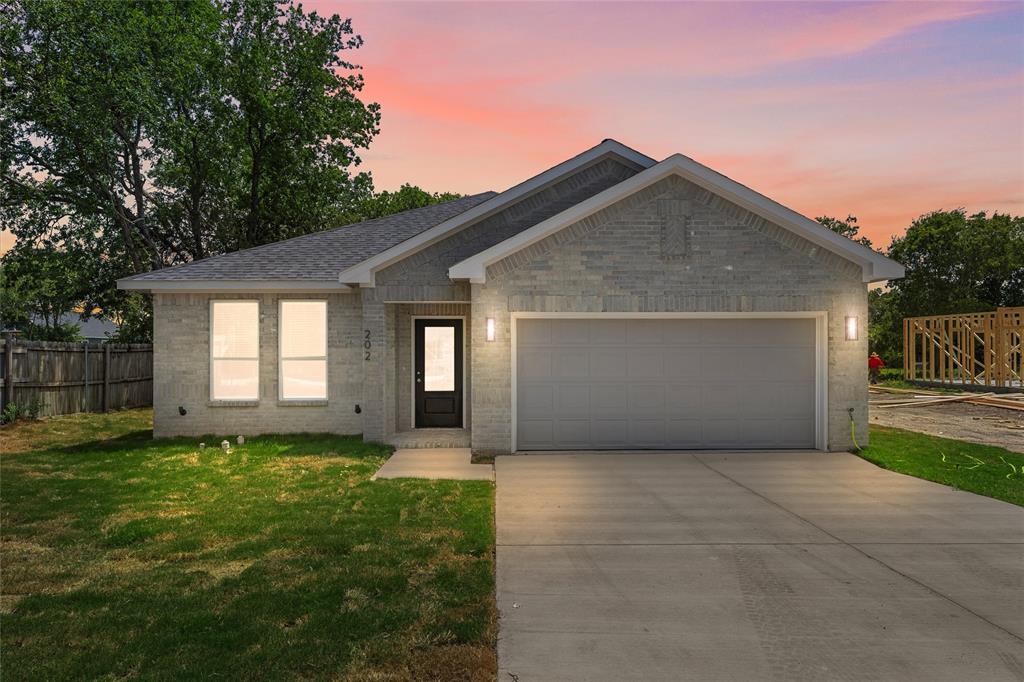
[845,316,858,341]
[486,317,496,342]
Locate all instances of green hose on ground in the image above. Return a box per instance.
[848,408,861,451]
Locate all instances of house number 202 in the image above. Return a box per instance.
[364,330,372,360]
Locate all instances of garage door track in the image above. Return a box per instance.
[496,451,1024,681]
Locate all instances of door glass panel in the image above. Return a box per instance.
[424,326,456,391]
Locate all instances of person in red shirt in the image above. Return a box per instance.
[869,352,885,384]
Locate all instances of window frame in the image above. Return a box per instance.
[209,299,261,402]
[277,299,329,402]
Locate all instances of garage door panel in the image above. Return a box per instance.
[591,419,631,446]
[627,319,666,345]
[555,419,590,446]
[552,351,589,379]
[556,385,591,416]
[589,320,628,345]
[590,349,629,378]
[702,384,742,412]
[747,347,815,381]
[631,419,666,446]
[663,349,702,378]
[627,350,664,379]
[519,350,552,379]
[551,319,590,344]
[628,384,666,414]
[518,320,551,345]
[703,418,741,447]
[518,419,553,448]
[590,384,627,413]
[516,318,816,450]
[665,384,702,412]
[661,319,704,345]
[518,383,554,418]
[739,382,814,417]
[666,419,703,447]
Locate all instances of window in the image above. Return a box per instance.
[280,301,327,400]
[423,325,456,391]
[210,301,259,401]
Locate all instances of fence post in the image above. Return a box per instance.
[2,331,14,410]
[82,341,90,413]
[103,343,112,413]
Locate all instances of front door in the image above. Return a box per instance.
[414,319,463,428]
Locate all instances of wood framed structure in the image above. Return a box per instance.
[903,307,1023,388]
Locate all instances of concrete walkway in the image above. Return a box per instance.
[371,448,493,481]
[496,451,1024,681]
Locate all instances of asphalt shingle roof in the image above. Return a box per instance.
[122,192,497,282]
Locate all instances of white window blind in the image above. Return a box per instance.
[280,301,327,400]
[211,301,259,400]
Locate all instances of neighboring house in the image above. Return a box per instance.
[118,140,903,452]
[28,313,118,341]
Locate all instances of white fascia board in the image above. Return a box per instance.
[337,139,656,287]
[117,278,352,293]
[449,153,905,284]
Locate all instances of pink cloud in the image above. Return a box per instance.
[303,1,1022,244]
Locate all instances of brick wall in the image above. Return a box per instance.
[152,292,363,438]
[470,175,868,454]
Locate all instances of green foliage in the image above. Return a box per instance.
[353,184,462,221]
[1,0,382,338]
[0,245,88,340]
[870,209,1024,363]
[816,214,873,249]
[1,403,19,425]
[861,426,1024,506]
[0,398,43,424]
[2,409,496,679]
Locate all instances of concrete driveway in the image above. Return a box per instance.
[496,452,1024,681]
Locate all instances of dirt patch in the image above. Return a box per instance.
[870,402,1024,452]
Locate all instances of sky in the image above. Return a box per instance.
[308,0,1024,247]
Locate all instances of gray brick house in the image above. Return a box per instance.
[119,140,903,452]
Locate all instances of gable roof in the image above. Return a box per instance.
[337,139,656,286]
[449,153,905,284]
[118,192,496,291]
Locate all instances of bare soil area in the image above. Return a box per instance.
[870,401,1024,453]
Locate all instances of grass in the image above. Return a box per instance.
[1,409,496,681]
[861,425,1024,506]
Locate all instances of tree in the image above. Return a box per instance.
[869,209,1024,363]
[354,184,462,221]
[816,215,873,249]
[1,0,380,339]
[0,245,88,341]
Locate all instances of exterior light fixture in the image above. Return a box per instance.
[486,318,496,342]
[845,316,858,341]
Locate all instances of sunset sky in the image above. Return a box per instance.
[311,0,1024,247]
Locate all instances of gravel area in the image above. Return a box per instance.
[870,401,1024,453]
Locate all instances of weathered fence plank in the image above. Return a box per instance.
[0,338,152,418]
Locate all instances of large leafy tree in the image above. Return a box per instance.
[870,209,1024,363]
[0,245,90,340]
[1,0,380,339]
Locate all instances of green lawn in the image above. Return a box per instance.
[862,425,1024,506]
[1,410,496,681]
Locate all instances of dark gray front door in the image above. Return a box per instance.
[516,318,817,449]
[415,319,463,428]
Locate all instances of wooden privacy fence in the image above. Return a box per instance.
[903,307,1023,388]
[1,335,153,418]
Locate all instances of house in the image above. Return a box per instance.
[118,140,903,452]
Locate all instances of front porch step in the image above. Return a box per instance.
[386,428,471,449]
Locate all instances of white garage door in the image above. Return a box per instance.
[515,318,817,450]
